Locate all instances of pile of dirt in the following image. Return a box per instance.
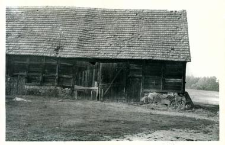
[140,92,194,110]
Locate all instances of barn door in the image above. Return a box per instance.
[127,77,141,102]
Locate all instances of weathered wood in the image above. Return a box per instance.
[86,69,88,86]
[16,75,19,94]
[40,57,45,85]
[44,74,56,77]
[45,62,57,65]
[13,72,26,76]
[59,75,73,78]
[143,77,161,89]
[92,67,96,86]
[101,89,104,101]
[59,62,73,66]
[82,71,85,86]
[182,62,186,93]
[74,85,98,90]
[161,62,164,90]
[28,73,41,75]
[14,61,27,64]
[103,66,124,96]
[6,55,11,76]
[73,84,98,100]
[70,63,75,96]
[128,74,142,77]
[25,57,30,83]
[45,57,57,63]
[98,63,102,101]
[165,79,182,82]
[7,55,187,100]
[55,58,59,86]
[140,61,145,100]
[123,63,128,97]
[44,76,56,85]
[127,77,142,102]
[74,90,78,99]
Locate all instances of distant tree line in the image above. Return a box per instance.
[185,76,219,91]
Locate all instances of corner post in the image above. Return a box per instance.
[98,62,103,101]
[161,62,165,91]
[55,57,60,86]
[182,62,187,93]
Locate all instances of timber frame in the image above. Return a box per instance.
[6,54,187,102]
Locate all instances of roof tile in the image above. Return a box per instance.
[6,7,191,62]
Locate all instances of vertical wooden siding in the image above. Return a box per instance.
[100,63,127,101]
[143,61,185,93]
[7,55,186,100]
[7,55,97,88]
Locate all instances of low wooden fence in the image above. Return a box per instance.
[74,85,98,100]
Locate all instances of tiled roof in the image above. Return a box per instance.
[6,7,191,61]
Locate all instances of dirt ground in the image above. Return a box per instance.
[187,89,219,105]
[6,92,219,141]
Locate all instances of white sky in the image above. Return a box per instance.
[2,0,225,79]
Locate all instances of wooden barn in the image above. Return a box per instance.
[6,7,191,102]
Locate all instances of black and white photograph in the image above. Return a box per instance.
[1,0,224,143]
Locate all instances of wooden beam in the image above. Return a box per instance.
[45,62,58,65]
[71,63,75,97]
[74,85,98,90]
[17,75,19,95]
[140,61,145,101]
[55,58,59,86]
[92,66,96,87]
[161,62,164,91]
[85,69,88,86]
[25,57,30,83]
[7,55,13,76]
[100,63,103,101]
[98,63,102,101]
[43,74,56,77]
[40,57,45,85]
[82,71,84,86]
[28,73,42,76]
[103,65,124,96]
[182,62,187,93]
[59,62,73,66]
[12,72,26,76]
[123,63,128,98]
[13,61,27,64]
[74,90,78,99]
[6,55,9,76]
[126,61,130,102]
[59,75,73,78]
[128,74,142,77]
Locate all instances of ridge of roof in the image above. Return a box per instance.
[6,6,187,12]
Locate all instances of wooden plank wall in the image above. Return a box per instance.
[143,61,162,91]
[143,61,185,93]
[100,62,127,101]
[7,55,187,100]
[7,55,97,89]
[127,62,143,102]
